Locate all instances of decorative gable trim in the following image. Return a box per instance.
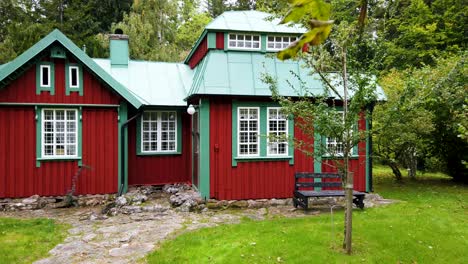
[0,29,145,109]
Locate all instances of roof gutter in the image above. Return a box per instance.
[118,109,143,196]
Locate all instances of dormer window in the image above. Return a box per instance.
[267,36,298,51]
[228,33,260,50]
[40,65,51,87]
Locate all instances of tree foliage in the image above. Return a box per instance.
[375,53,467,182]
[0,0,132,63]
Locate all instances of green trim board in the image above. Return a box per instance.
[136,110,183,155]
[50,46,66,59]
[207,32,217,49]
[0,29,145,108]
[365,110,370,192]
[65,62,83,96]
[231,101,294,167]
[313,131,322,191]
[198,98,210,199]
[260,35,267,52]
[35,106,82,168]
[118,102,128,193]
[36,61,55,95]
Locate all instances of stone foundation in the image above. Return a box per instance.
[0,184,394,212]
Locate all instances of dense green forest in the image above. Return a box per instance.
[0,0,466,182]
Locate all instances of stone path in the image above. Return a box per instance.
[0,192,394,264]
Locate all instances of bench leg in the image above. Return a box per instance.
[293,197,298,208]
[353,196,365,209]
[294,196,308,210]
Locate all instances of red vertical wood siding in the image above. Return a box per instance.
[209,98,368,200]
[0,107,118,198]
[127,113,192,186]
[0,58,121,105]
[216,32,225,49]
[188,37,208,69]
[209,98,315,200]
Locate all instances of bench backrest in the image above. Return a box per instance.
[294,172,342,190]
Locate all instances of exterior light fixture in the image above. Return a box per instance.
[187,104,196,115]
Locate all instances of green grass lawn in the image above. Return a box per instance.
[147,166,468,264]
[0,218,67,264]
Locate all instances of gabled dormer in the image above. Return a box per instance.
[184,11,307,69]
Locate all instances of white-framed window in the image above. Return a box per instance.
[141,111,177,153]
[326,137,345,156]
[68,65,80,88]
[238,107,260,156]
[267,107,288,156]
[40,65,51,87]
[325,111,349,156]
[267,36,298,51]
[42,109,78,158]
[228,34,261,50]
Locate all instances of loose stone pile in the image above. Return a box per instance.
[0,194,114,211]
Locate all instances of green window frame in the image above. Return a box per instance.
[232,102,294,167]
[136,110,182,155]
[36,62,55,95]
[65,63,83,95]
[35,106,82,167]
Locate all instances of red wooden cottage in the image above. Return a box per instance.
[0,11,384,200]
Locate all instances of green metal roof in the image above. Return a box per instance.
[205,11,307,34]
[94,59,193,106]
[189,50,323,98]
[0,29,144,108]
[188,50,386,100]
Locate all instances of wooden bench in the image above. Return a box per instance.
[293,172,365,210]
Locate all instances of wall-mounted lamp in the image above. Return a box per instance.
[187,104,196,115]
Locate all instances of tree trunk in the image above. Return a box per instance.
[389,161,403,181]
[341,46,352,255]
[343,171,353,254]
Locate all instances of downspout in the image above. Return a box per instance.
[118,110,143,196]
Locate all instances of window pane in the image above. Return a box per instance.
[56,110,65,120]
[67,111,75,120]
[41,66,49,86]
[56,145,65,155]
[67,145,76,155]
[56,122,65,132]
[44,145,53,156]
[71,68,78,87]
[44,110,53,120]
[44,122,53,132]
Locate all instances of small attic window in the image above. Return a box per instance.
[40,65,51,87]
[228,33,260,50]
[69,66,79,88]
[267,36,298,51]
[65,63,83,96]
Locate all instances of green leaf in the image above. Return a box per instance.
[277,25,332,60]
[281,0,331,24]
